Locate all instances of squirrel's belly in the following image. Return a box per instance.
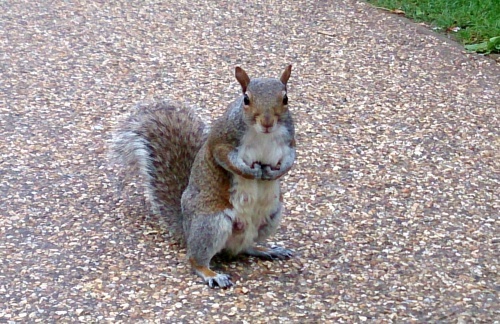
[225,177,281,254]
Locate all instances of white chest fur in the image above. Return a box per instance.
[238,125,291,168]
[224,126,290,254]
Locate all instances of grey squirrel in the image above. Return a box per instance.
[111,65,296,288]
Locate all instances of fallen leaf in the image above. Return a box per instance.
[390,9,405,15]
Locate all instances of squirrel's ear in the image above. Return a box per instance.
[235,67,250,93]
[280,64,292,85]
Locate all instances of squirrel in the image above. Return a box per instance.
[111,65,296,288]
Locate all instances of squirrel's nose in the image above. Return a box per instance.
[261,115,274,129]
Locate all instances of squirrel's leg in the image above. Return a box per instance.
[185,210,234,288]
[244,204,293,260]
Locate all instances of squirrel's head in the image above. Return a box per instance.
[235,65,292,134]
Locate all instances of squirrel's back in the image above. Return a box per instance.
[110,100,207,227]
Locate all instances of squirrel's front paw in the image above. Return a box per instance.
[261,165,283,180]
[249,161,263,179]
[250,161,261,169]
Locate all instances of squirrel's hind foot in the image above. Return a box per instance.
[190,258,233,288]
[245,246,293,260]
[206,273,233,288]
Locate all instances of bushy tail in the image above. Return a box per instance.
[110,100,207,225]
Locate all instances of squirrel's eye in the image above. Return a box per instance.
[283,94,288,105]
[243,94,250,105]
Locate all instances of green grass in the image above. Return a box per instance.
[366,0,500,53]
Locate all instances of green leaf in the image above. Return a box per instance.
[492,36,500,50]
[465,36,500,54]
[465,42,487,52]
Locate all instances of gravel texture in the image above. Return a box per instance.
[1,0,499,322]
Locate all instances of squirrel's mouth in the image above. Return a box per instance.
[262,128,275,134]
[259,125,276,134]
[253,122,277,134]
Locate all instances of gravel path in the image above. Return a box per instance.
[1,0,499,322]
